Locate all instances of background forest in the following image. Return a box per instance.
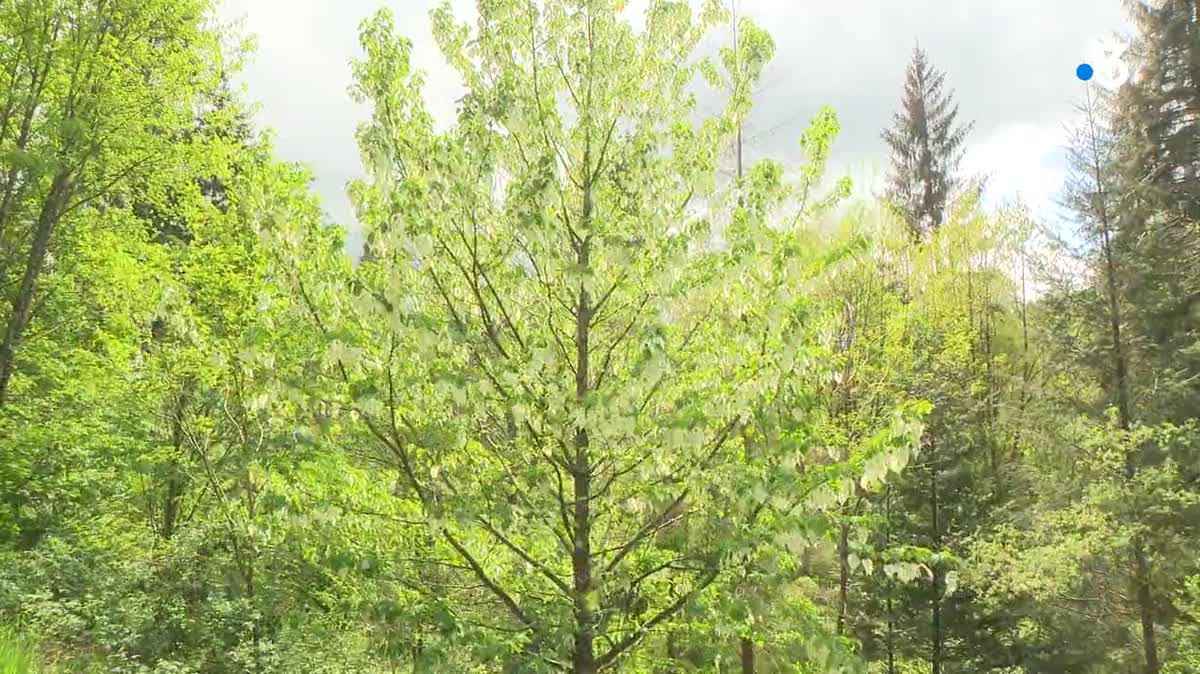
[0,0,1197,672]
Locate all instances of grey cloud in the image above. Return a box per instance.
[738,0,1127,166]
[219,0,1129,250]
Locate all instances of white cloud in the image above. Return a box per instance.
[962,120,1072,220]
[214,0,1129,255]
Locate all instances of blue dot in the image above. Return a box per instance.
[1076,63,1094,81]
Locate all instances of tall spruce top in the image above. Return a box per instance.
[881,45,974,239]
[1117,0,1200,217]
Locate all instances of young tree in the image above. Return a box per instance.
[260,2,922,671]
[881,46,974,240]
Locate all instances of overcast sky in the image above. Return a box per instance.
[218,0,1131,253]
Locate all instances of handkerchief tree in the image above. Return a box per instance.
[260,1,924,671]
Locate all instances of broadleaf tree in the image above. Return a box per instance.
[259,2,925,671]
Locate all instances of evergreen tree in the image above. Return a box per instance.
[1119,0,1200,217]
[881,46,974,240]
[1111,0,1200,426]
[1066,86,1165,674]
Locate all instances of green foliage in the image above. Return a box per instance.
[0,625,39,674]
[881,46,974,239]
[0,1,1196,673]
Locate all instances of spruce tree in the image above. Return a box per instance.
[1110,0,1200,427]
[1118,0,1199,216]
[1109,10,1200,667]
[882,46,974,239]
[1064,85,1167,674]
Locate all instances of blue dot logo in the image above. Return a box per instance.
[1076,63,1094,81]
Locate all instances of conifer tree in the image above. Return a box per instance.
[1110,0,1200,426]
[1118,0,1199,216]
[881,46,974,239]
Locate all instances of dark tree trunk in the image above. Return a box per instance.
[0,169,72,406]
[886,593,897,674]
[1087,91,1160,674]
[161,388,190,540]
[929,441,943,674]
[837,522,850,635]
[885,485,897,674]
[740,635,754,674]
[571,177,595,674]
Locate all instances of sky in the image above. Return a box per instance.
[217,0,1131,254]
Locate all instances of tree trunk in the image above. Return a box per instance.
[931,568,943,674]
[0,23,59,243]
[984,297,998,476]
[886,592,897,674]
[885,485,897,674]
[161,387,190,540]
[0,169,72,406]
[929,441,943,674]
[572,176,595,674]
[245,470,262,673]
[1133,543,1159,674]
[1087,89,1160,674]
[740,635,754,674]
[162,472,182,540]
[837,522,850,635]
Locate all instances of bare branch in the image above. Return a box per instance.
[594,564,722,670]
[442,529,540,634]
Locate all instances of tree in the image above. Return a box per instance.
[0,4,405,667]
[967,68,1199,674]
[881,46,974,240]
[1118,0,1200,219]
[0,0,223,405]
[259,2,923,671]
[1109,0,1200,427]
[9,1,1200,672]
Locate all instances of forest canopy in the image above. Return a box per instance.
[0,1,1197,673]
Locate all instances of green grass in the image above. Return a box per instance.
[0,626,39,674]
